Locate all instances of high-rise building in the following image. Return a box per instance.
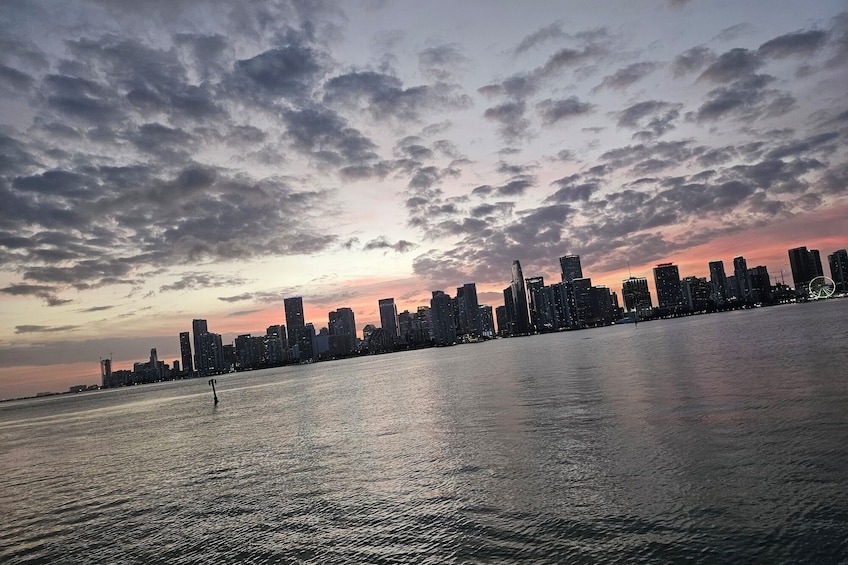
[828,249,848,293]
[430,290,457,345]
[559,254,583,283]
[478,305,495,338]
[502,286,515,335]
[682,276,711,311]
[455,283,481,337]
[621,276,652,317]
[788,246,824,296]
[708,260,729,306]
[192,319,224,376]
[495,305,509,337]
[510,260,532,334]
[525,276,545,332]
[378,298,399,339]
[328,307,357,355]
[748,266,771,303]
[653,263,684,311]
[265,325,287,365]
[179,331,193,375]
[733,256,753,304]
[284,296,305,346]
[572,277,593,325]
[290,323,316,362]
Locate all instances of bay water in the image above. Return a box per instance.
[1,300,847,563]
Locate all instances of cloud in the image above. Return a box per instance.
[15,325,79,334]
[159,273,249,293]
[484,100,531,142]
[363,237,417,253]
[698,48,763,83]
[617,100,683,138]
[514,21,567,55]
[758,29,828,59]
[672,46,715,76]
[593,62,658,91]
[536,96,593,125]
[78,305,114,313]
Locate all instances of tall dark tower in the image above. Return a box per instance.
[733,256,753,304]
[653,263,684,311]
[510,260,532,335]
[559,254,583,283]
[788,246,824,296]
[829,249,848,292]
[179,331,193,375]
[708,260,729,305]
[284,296,305,346]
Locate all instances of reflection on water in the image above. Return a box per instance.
[1,300,847,562]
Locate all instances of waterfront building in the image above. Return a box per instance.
[430,290,457,345]
[478,305,495,338]
[328,307,357,355]
[621,276,653,317]
[525,276,545,332]
[748,266,772,303]
[788,246,824,297]
[653,263,684,312]
[179,331,193,375]
[708,260,729,306]
[828,249,848,293]
[193,319,224,376]
[510,260,532,335]
[495,305,509,337]
[290,323,316,362]
[284,296,306,346]
[572,277,593,326]
[559,254,583,283]
[378,298,399,339]
[265,325,287,365]
[682,276,712,311]
[455,283,481,338]
[733,256,753,304]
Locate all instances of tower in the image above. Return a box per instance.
[510,260,532,335]
[284,296,305,346]
[653,263,683,311]
[708,260,729,306]
[559,254,583,283]
[829,249,848,293]
[179,331,193,375]
[733,256,753,304]
[378,298,399,338]
[622,276,652,316]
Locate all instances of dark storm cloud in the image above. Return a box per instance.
[593,62,658,91]
[536,96,593,125]
[758,29,828,59]
[698,48,763,83]
[672,46,715,77]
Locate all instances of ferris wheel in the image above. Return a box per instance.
[808,276,836,299]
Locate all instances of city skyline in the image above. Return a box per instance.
[1,1,847,397]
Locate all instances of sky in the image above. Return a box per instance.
[1,0,846,398]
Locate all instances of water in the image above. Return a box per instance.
[2,300,847,563]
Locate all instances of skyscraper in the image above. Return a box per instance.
[192,319,224,376]
[455,283,481,337]
[708,260,729,306]
[179,331,193,376]
[284,296,305,346]
[733,256,753,304]
[328,307,357,355]
[829,249,848,293]
[510,260,532,334]
[621,276,652,316]
[430,290,457,345]
[378,298,399,338]
[559,254,583,283]
[653,263,684,311]
[788,246,824,296]
[572,277,593,325]
[525,276,545,332]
